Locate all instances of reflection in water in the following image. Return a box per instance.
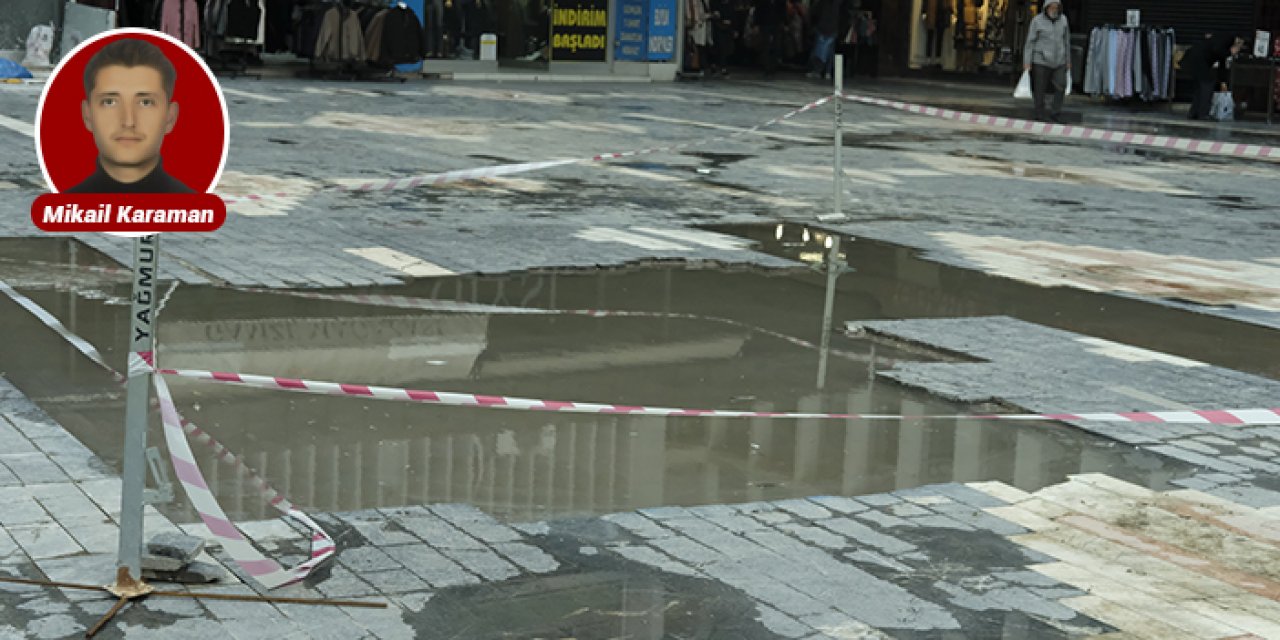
[716,223,1280,380]
[0,236,1194,524]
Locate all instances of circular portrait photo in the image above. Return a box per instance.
[36,29,228,194]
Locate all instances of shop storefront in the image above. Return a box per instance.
[885,0,1268,81]
[900,0,1080,77]
[21,0,680,80]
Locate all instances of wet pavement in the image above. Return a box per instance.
[2,75,1279,639]
[0,232,1215,527]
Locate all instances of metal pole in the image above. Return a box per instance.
[117,234,158,583]
[816,234,840,390]
[833,53,843,219]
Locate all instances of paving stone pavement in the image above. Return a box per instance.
[1,80,1277,329]
[854,315,1280,509]
[3,77,1280,638]
[6,354,1280,638]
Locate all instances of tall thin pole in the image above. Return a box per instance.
[833,53,844,220]
[117,234,158,583]
[816,234,840,390]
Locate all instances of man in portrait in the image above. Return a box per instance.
[67,38,194,193]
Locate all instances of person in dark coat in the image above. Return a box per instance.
[806,0,843,79]
[708,0,737,76]
[1184,32,1245,120]
[753,0,786,76]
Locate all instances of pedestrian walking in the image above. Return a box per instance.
[1022,0,1071,122]
[807,0,842,79]
[709,0,737,76]
[686,0,713,75]
[1184,33,1245,120]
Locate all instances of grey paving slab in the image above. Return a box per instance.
[0,494,50,527]
[339,546,403,573]
[314,565,381,598]
[650,535,726,566]
[776,523,849,550]
[817,518,917,556]
[855,510,911,529]
[7,523,81,560]
[381,544,480,589]
[853,493,902,508]
[436,548,519,582]
[489,541,559,574]
[0,453,68,484]
[806,496,869,514]
[393,514,487,550]
[360,568,431,595]
[602,511,673,538]
[772,499,833,521]
[608,543,702,577]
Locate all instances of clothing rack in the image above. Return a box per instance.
[294,0,413,82]
[1083,24,1176,106]
[203,0,265,79]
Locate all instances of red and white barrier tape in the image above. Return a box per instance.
[218,89,1280,206]
[151,361,332,589]
[218,95,833,204]
[839,91,1280,162]
[158,366,1280,426]
[0,279,334,589]
[234,287,885,365]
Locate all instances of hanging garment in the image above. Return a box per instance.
[364,9,390,61]
[1084,26,1177,100]
[1084,27,1102,94]
[313,6,344,60]
[377,6,426,65]
[295,3,329,58]
[264,0,292,52]
[226,0,263,40]
[340,7,366,60]
[161,0,201,48]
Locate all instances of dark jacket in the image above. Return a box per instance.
[66,160,194,194]
[1185,33,1238,83]
[810,0,842,38]
[225,0,262,39]
[753,0,786,30]
[377,6,426,65]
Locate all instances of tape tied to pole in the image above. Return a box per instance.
[0,278,334,590]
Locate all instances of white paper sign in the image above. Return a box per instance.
[1255,31,1271,59]
[1126,10,1140,28]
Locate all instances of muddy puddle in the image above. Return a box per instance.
[714,223,1280,379]
[0,235,1207,525]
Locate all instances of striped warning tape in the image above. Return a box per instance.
[0,279,334,589]
[218,95,833,205]
[156,365,1280,426]
[152,360,332,589]
[218,89,1280,206]
[838,91,1280,162]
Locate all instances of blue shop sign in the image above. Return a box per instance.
[647,0,675,61]
[615,0,648,61]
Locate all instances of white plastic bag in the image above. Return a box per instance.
[1014,70,1032,99]
[1210,91,1235,121]
[22,24,53,68]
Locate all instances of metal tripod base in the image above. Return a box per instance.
[0,571,386,639]
[106,567,154,599]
